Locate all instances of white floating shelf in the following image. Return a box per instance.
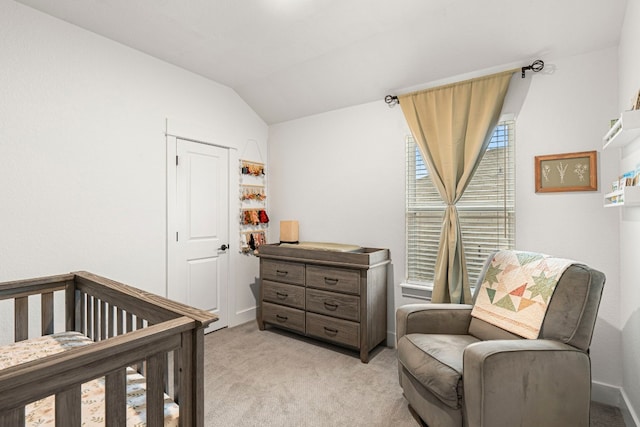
[604,186,640,207]
[603,109,640,150]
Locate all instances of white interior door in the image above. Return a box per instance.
[169,138,229,333]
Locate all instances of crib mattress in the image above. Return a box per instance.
[0,331,179,426]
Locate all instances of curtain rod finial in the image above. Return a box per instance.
[521,59,544,78]
[385,95,399,107]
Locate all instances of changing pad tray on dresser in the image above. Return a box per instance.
[257,243,390,363]
[278,241,363,253]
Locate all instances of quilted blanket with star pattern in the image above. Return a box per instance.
[470,250,576,339]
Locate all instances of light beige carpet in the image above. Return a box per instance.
[203,322,624,427]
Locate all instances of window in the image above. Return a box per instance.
[406,121,515,287]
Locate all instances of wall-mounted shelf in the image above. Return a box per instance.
[603,109,640,150]
[604,186,640,207]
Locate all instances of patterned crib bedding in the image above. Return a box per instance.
[0,331,179,426]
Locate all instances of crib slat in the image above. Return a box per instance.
[193,329,205,427]
[178,330,195,427]
[15,296,28,342]
[135,316,146,373]
[173,349,181,403]
[105,368,126,427]
[86,295,93,340]
[93,297,100,341]
[56,386,81,427]
[100,300,107,341]
[41,291,54,335]
[78,291,86,335]
[164,352,171,397]
[147,353,166,427]
[126,312,134,333]
[107,304,114,338]
[0,407,24,426]
[117,307,124,335]
[66,285,77,332]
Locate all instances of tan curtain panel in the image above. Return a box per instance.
[399,69,514,303]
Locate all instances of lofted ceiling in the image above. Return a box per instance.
[15,0,628,124]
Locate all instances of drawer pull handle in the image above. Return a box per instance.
[276,291,289,299]
[276,270,289,276]
[324,277,339,285]
[323,327,339,335]
[276,314,288,322]
[323,302,338,311]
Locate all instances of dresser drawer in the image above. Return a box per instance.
[263,280,305,309]
[306,288,359,322]
[261,259,305,285]
[306,312,359,349]
[262,302,305,334]
[306,265,360,294]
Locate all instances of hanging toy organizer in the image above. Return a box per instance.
[240,160,265,176]
[239,159,268,254]
[240,184,266,201]
[240,230,267,253]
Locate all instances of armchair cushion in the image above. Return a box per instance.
[397,333,479,409]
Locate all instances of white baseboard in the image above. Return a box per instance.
[592,381,623,406]
[592,381,639,427]
[230,306,257,328]
[621,388,640,427]
[387,331,396,348]
[620,390,640,427]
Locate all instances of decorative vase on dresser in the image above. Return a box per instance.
[257,243,390,363]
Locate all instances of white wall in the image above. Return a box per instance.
[268,47,621,389]
[516,48,622,391]
[617,0,640,421]
[268,102,408,336]
[0,0,267,333]
[0,0,631,410]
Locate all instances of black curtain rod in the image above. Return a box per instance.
[384,95,399,106]
[384,59,544,107]
[521,59,544,78]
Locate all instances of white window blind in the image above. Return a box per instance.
[406,121,515,287]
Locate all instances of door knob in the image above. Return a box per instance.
[219,244,228,251]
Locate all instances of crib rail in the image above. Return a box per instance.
[0,317,190,426]
[72,271,214,329]
[0,271,217,427]
[0,273,75,341]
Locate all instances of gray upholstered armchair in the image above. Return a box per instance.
[396,250,606,427]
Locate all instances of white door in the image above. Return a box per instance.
[169,138,229,333]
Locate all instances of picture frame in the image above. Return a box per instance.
[534,150,597,193]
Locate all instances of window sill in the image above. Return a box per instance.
[400,282,477,302]
[400,282,433,301]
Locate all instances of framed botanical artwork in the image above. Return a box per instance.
[534,150,598,193]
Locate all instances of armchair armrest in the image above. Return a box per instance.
[396,303,473,341]
[463,340,591,427]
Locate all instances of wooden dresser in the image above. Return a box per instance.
[257,243,390,363]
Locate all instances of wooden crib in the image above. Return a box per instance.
[0,271,217,427]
